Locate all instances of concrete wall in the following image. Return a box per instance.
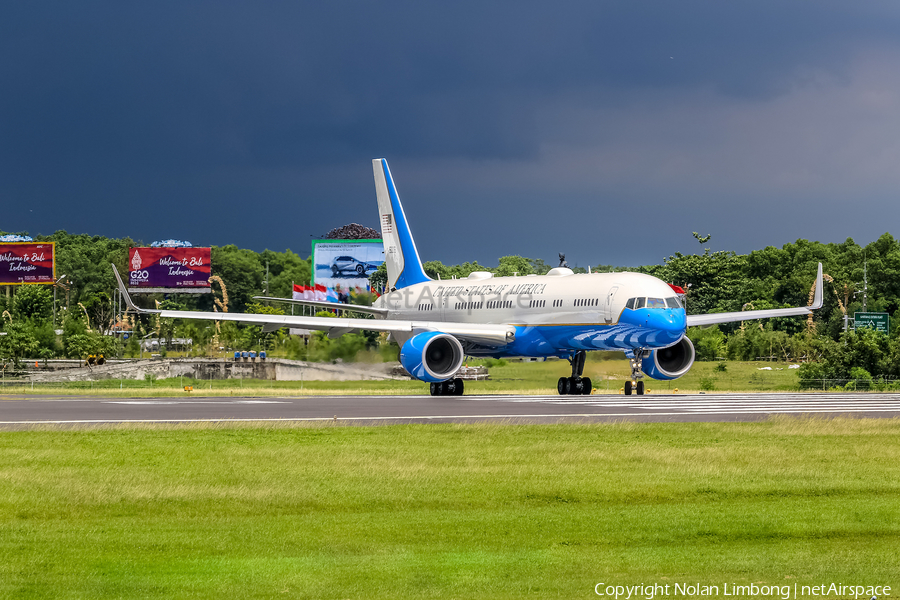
[28,358,406,383]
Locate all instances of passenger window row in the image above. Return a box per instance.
[417,304,434,311]
[487,300,513,309]
[529,300,546,308]
[454,301,484,310]
[575,298,599,307]
[552,299,563,308]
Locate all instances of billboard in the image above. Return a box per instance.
[0,242,55,284]
[312,239,384,291]
[128,247,211,292]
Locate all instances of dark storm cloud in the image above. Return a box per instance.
[2,1,900,264]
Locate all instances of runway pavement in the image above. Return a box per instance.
[1,392,900,426]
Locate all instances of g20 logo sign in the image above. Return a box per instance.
[130,270,150,281]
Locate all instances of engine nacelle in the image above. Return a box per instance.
[399,331,465,383]
[642,336,695,381]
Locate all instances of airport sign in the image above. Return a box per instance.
[854,312,889,333]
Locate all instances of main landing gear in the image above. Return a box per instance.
[624,350,647,395]
[558,350,592,395]
[430,378,465,396]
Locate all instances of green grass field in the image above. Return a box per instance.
[4,359,807,396]
[2,418,898,598]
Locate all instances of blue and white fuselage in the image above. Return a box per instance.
[112,157,823,396]
[377,271,686,357]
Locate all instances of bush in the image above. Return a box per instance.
[699,377,717,391]
[687,326,725,361]
[481,358,508,368]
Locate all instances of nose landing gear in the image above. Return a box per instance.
[557,351,592,395]
[624,350,648,395]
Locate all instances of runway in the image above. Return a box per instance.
[2,392,900,426]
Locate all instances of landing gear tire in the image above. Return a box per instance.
[559,351,591,396]
[558,376,592,395]
[431,378,465,396]
[624,381,633,395]
[569,377,584,395]
[448,378,464,396]
[636,380,645,396]
[581,377,592,395]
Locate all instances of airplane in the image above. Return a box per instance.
[112,158,824,397]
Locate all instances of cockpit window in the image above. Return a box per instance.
[627,296,682,310]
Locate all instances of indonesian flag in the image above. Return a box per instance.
[314,284,327,302]
[293,284,315,300]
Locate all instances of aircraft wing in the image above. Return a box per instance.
[113,266,513,346]
[252,296,389,318]
[686,263,823,327]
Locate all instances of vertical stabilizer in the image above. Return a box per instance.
[373,158,430,290]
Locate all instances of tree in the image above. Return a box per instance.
[686,326,725,361]
[210,245,264,312]
[422,260,449,281]
[369,263,388,292]
[12,285,53,322]
[305,311,366,362]
[0,321,39,368]
[495,256,534,277]
[64,332,116,360]
[259,249,311,298]
[238,302,286,351]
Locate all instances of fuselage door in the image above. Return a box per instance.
[605,286,619,324]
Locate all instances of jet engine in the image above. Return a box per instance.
[399,331,465,382]
[642,336,695,380]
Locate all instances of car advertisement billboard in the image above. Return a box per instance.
[0,242,55,284]
[312,239,383,291]
[128,247,211,291]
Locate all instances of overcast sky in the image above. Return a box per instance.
[2,1,900,267]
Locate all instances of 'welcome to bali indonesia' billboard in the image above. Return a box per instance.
[0,242,56,284]
[128,247,211,293]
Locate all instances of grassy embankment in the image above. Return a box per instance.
[3,359,803,396]
[1,418,898,598]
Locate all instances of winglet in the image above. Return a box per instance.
[111,264,158,313]
[810,262,824,310]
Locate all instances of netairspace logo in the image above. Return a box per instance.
[594,583,891,599]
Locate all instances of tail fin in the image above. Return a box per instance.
[372,158,430,291]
